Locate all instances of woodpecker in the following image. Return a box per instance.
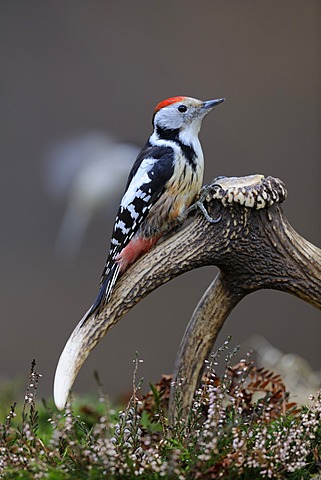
[85,96,224,320]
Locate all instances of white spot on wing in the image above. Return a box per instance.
[115,219,128,233]
[136,190,146,199]
[127,203,139,219]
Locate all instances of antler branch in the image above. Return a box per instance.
[54,174,321,413]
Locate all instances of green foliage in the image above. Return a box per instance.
[0,344,320,479]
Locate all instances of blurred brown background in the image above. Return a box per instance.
[1,1,320,399]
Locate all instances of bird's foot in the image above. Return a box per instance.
[186,183,222,224]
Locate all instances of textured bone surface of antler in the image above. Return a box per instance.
[204,174,287,209]
[54,174,321,412]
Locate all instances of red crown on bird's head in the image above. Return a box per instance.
[154,96,186,114]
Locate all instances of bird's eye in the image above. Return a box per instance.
[178,105,187,113]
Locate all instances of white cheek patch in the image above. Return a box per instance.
[121,158,156,208]
[157,107,181,130]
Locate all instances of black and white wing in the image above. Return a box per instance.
[86,142,175,318]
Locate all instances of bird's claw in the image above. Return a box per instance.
[186,183,222,224]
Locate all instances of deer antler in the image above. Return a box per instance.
[54,174,321,414]
[169,175,321,420]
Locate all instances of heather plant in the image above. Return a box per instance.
[0,341,320,479]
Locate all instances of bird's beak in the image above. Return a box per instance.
[202,98,225,111]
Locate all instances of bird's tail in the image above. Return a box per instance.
[81,262,121,325]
